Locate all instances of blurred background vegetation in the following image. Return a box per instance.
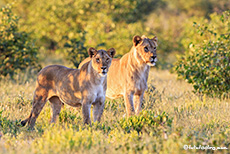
[0,0,230,96]
[0,1,230,152]
[1,0,229,66]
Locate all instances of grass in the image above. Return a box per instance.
[0,66,229,153]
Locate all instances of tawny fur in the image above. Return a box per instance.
[21,48,116,128]
[79,36,157,117]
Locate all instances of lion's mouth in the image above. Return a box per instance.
[148,57,157,66]
[102,69,107,74]
[100,70,107,77]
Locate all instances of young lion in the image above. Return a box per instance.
[21,47,116,128]
[79,35,157,117]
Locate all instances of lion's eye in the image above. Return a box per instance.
[144,47,148,52]
[96,58,100,63]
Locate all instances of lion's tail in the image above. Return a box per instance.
[21,112,32,127]
[21,98,36,127]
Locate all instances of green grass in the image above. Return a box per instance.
[0,69,229,154]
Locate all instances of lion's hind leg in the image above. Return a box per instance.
[21,98,36,127]
[21,88,48,129]
[49,96,62,123]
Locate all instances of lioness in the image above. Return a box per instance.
[21,47,116,128]
[79,35,157,117]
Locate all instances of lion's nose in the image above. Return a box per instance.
[101,66,107,70]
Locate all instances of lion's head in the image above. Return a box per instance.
[132,35,158,66]
[88,47,116,77]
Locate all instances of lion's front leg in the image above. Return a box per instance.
[134,93,144,115]
[82,99,92,125]
[124,92,135,117]
[93,99,105,122]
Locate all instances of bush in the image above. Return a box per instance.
[175,11,230,97]
[63,32,88,68]
[118,110,173,134]
[0,4,41,79]
[64,32,108,68]
[0,110,20,135]
[3,0,229,69]
[4,0,159,57]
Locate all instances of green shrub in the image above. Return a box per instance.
[0,4,41,79]
[0,110,20,135]
[118,110,173,134]
[3,0,159,57]
[175,11,230,97]
[2,0,230,70]
[63,32,88,68]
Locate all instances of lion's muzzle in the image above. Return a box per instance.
[148,56,157,66]
[100,66,107,76]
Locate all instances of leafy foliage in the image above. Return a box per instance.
[118,110,172,134]
[63,32,88,68]
[175,11,230,97]
[1,0,229,69]
[0,110,20,135]
[2,0,161,67]
[0,4,41,78]
[3,0,156,52]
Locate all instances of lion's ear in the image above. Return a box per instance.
[152,36,158,42]
[107,48,116,58]
[133,35,142,47]
[88,47,97,58]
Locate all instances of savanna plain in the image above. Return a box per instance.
[0,0,230,153]
[0,59,229,154]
